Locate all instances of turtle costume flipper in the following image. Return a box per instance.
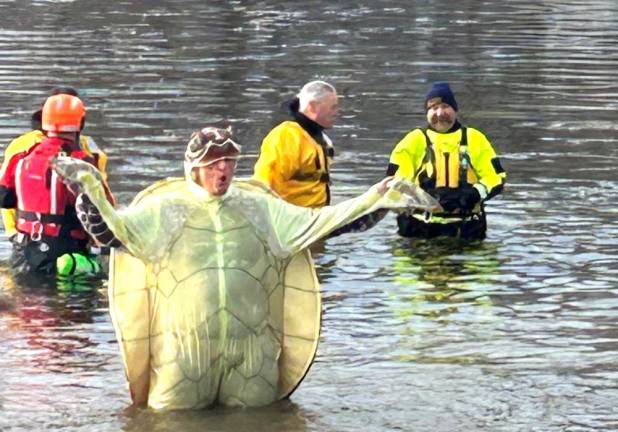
[53,157,438,410]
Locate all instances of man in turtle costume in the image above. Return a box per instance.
[52,124,439,410]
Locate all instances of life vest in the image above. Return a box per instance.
[416,127,478,192]
[1,131,111,237]
[14,137,91,240]
[289,131,332,185]
[388,125,506,229]
[410,127,483,220]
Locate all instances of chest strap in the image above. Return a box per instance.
[418,127,469,188]
[17,210,68,224]
[290,171,330,183]
[16,210,86,240]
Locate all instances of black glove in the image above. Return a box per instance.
[458,184,481,211]
[434,185,481,213]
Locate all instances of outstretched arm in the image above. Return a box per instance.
[53,157,157,259]
[269,177,440,254]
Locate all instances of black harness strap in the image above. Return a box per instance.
[17,210,67,224]
[458,127,470,187]
[420,128,435,172]
[417,127,470,188]
[290,172,330,183]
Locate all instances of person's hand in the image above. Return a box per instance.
[50,156,103,195]
[434,187,459,212]
[375,176,395,195]
[435,185,481,212]
[458,184,481,211]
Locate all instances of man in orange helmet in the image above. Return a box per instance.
[0,86,113,243]
[0,93,114,275]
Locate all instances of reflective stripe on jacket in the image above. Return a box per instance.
[253,121,332,208]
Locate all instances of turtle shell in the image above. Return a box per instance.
[108,178,321,409]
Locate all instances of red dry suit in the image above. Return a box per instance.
[0,136,97,273]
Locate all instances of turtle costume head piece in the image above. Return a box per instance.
[183,125,242,187]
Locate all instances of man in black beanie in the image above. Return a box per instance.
[386,81,506,240]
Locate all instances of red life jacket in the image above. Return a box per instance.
[14,136,93,240]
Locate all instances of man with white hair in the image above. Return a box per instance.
[254,80,338,208]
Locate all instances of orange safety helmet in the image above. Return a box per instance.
[41,94,85,132]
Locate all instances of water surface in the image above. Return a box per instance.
[1,1,617,431]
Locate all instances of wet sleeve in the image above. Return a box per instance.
[266,177,441,254]
[253,127,298,191]
[267,187,384,254]
[469,130,506,200]
[388,130,423,181]
[0,208,17,237]
[0,153,22,208]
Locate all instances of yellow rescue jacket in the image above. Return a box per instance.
[253,121,332,208]
[1,130,110,237]
[389,126,506,222]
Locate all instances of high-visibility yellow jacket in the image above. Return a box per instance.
[389,126,506,221]
[1,130,111,237]
[253,121,332,208]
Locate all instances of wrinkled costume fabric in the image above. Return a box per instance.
[53,157,437,410]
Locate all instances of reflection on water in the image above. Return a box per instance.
[2,0,618,431]
[121,400,311,432]
[390,239,498,321]
[0,271,125,431]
